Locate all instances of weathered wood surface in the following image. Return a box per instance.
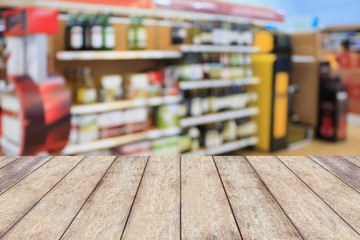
[247,156,360,240]
[342,156,360,168]
[61,156,148,240]
[214,156,302,240]
[1,156,115,240]
[0,156,84,237]
[0,156,51,194]
[182,156,241,240]
[0,156,359,240]
[310,156,360,192]
[0,156,20,169]
[121,156,181,240]
[279,156,360,234]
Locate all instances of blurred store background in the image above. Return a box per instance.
[0,0,359,156]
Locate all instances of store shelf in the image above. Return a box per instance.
[180,107,259,128]
[182,136,258,156]
[180,45,259,53]
[179,77,260,90]
[62,127,182,155]
[71,95,182,115]
[56,50,182,61]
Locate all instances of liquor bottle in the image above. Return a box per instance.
[76,67,97,104]
[172,20,186,45]
[79,14,91,50]
[200,89,210,114]
[190,20,201,45]
[200,21,212,45]
[190,90,202,116]
[202,53,210,79]
[189,127,200,152]
[84,14,93,50]
[183,90,192,117]
[136,16,147,50]
[90,14,104,50]
[212,20,222,45]
[66,13,84,50]
[65,68,76,102]
[223,120,237,142]
[127,17,137,50]
[102,13,116,50]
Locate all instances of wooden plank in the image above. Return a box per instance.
[0,157,20,169]
[214,156,302,240]
[0,156,52,194]
[310,156,360,192]
[121,156,180,240]
[247,156,360,240]
[279,156,360,233]
[342,156,360,168]
[181,156,241,240]
[1,156,115,240]
[0,156,84,237]
[61,156,148,240]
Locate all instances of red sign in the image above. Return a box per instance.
[57,0,152,8]
[3,8,58,36]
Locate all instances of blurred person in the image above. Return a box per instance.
[337,39,358,68]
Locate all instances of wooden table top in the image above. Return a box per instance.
[0,156,359,240]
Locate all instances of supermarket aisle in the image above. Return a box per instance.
[0,156,359,239]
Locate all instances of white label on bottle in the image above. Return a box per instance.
[191,98,202,116]
[105,26,115,49]
[137,27,147,48]
[91,26,103,49]
[85,89,97,103]
[202,98,209,113]
[70,26,83,49]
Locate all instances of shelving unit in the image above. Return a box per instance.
[71,95,182,115]
[56,50,182,61]
[182,136,258,156]
[180,107,259,128]
[179,77,260,90]
[62,127,182,155]
[180,45,259,53]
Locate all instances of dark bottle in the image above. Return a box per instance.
[183,90,192,117]
[90,14,104,50]
[202,53,210,79]
[66,13,84,50]
[84,14,93,50]
[201,21,213,45]
[172,21,186,45]
[79,14,91,50]
[102,13,116,50]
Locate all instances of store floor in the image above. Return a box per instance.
[0,156,359,239]
[238,123,360,156]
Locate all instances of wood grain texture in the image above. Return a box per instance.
[247,156,360,240]
[0,157,20,169]
[121,156,180,240]
[214,156,301,240]
[61,156,148,240]
[181,156,241,240]
[1,156,115,240]
[342,156,360,168]
[0,156,51,194]
[0,156,84,237]
[279,156,360,234]
[310,156,360,192]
